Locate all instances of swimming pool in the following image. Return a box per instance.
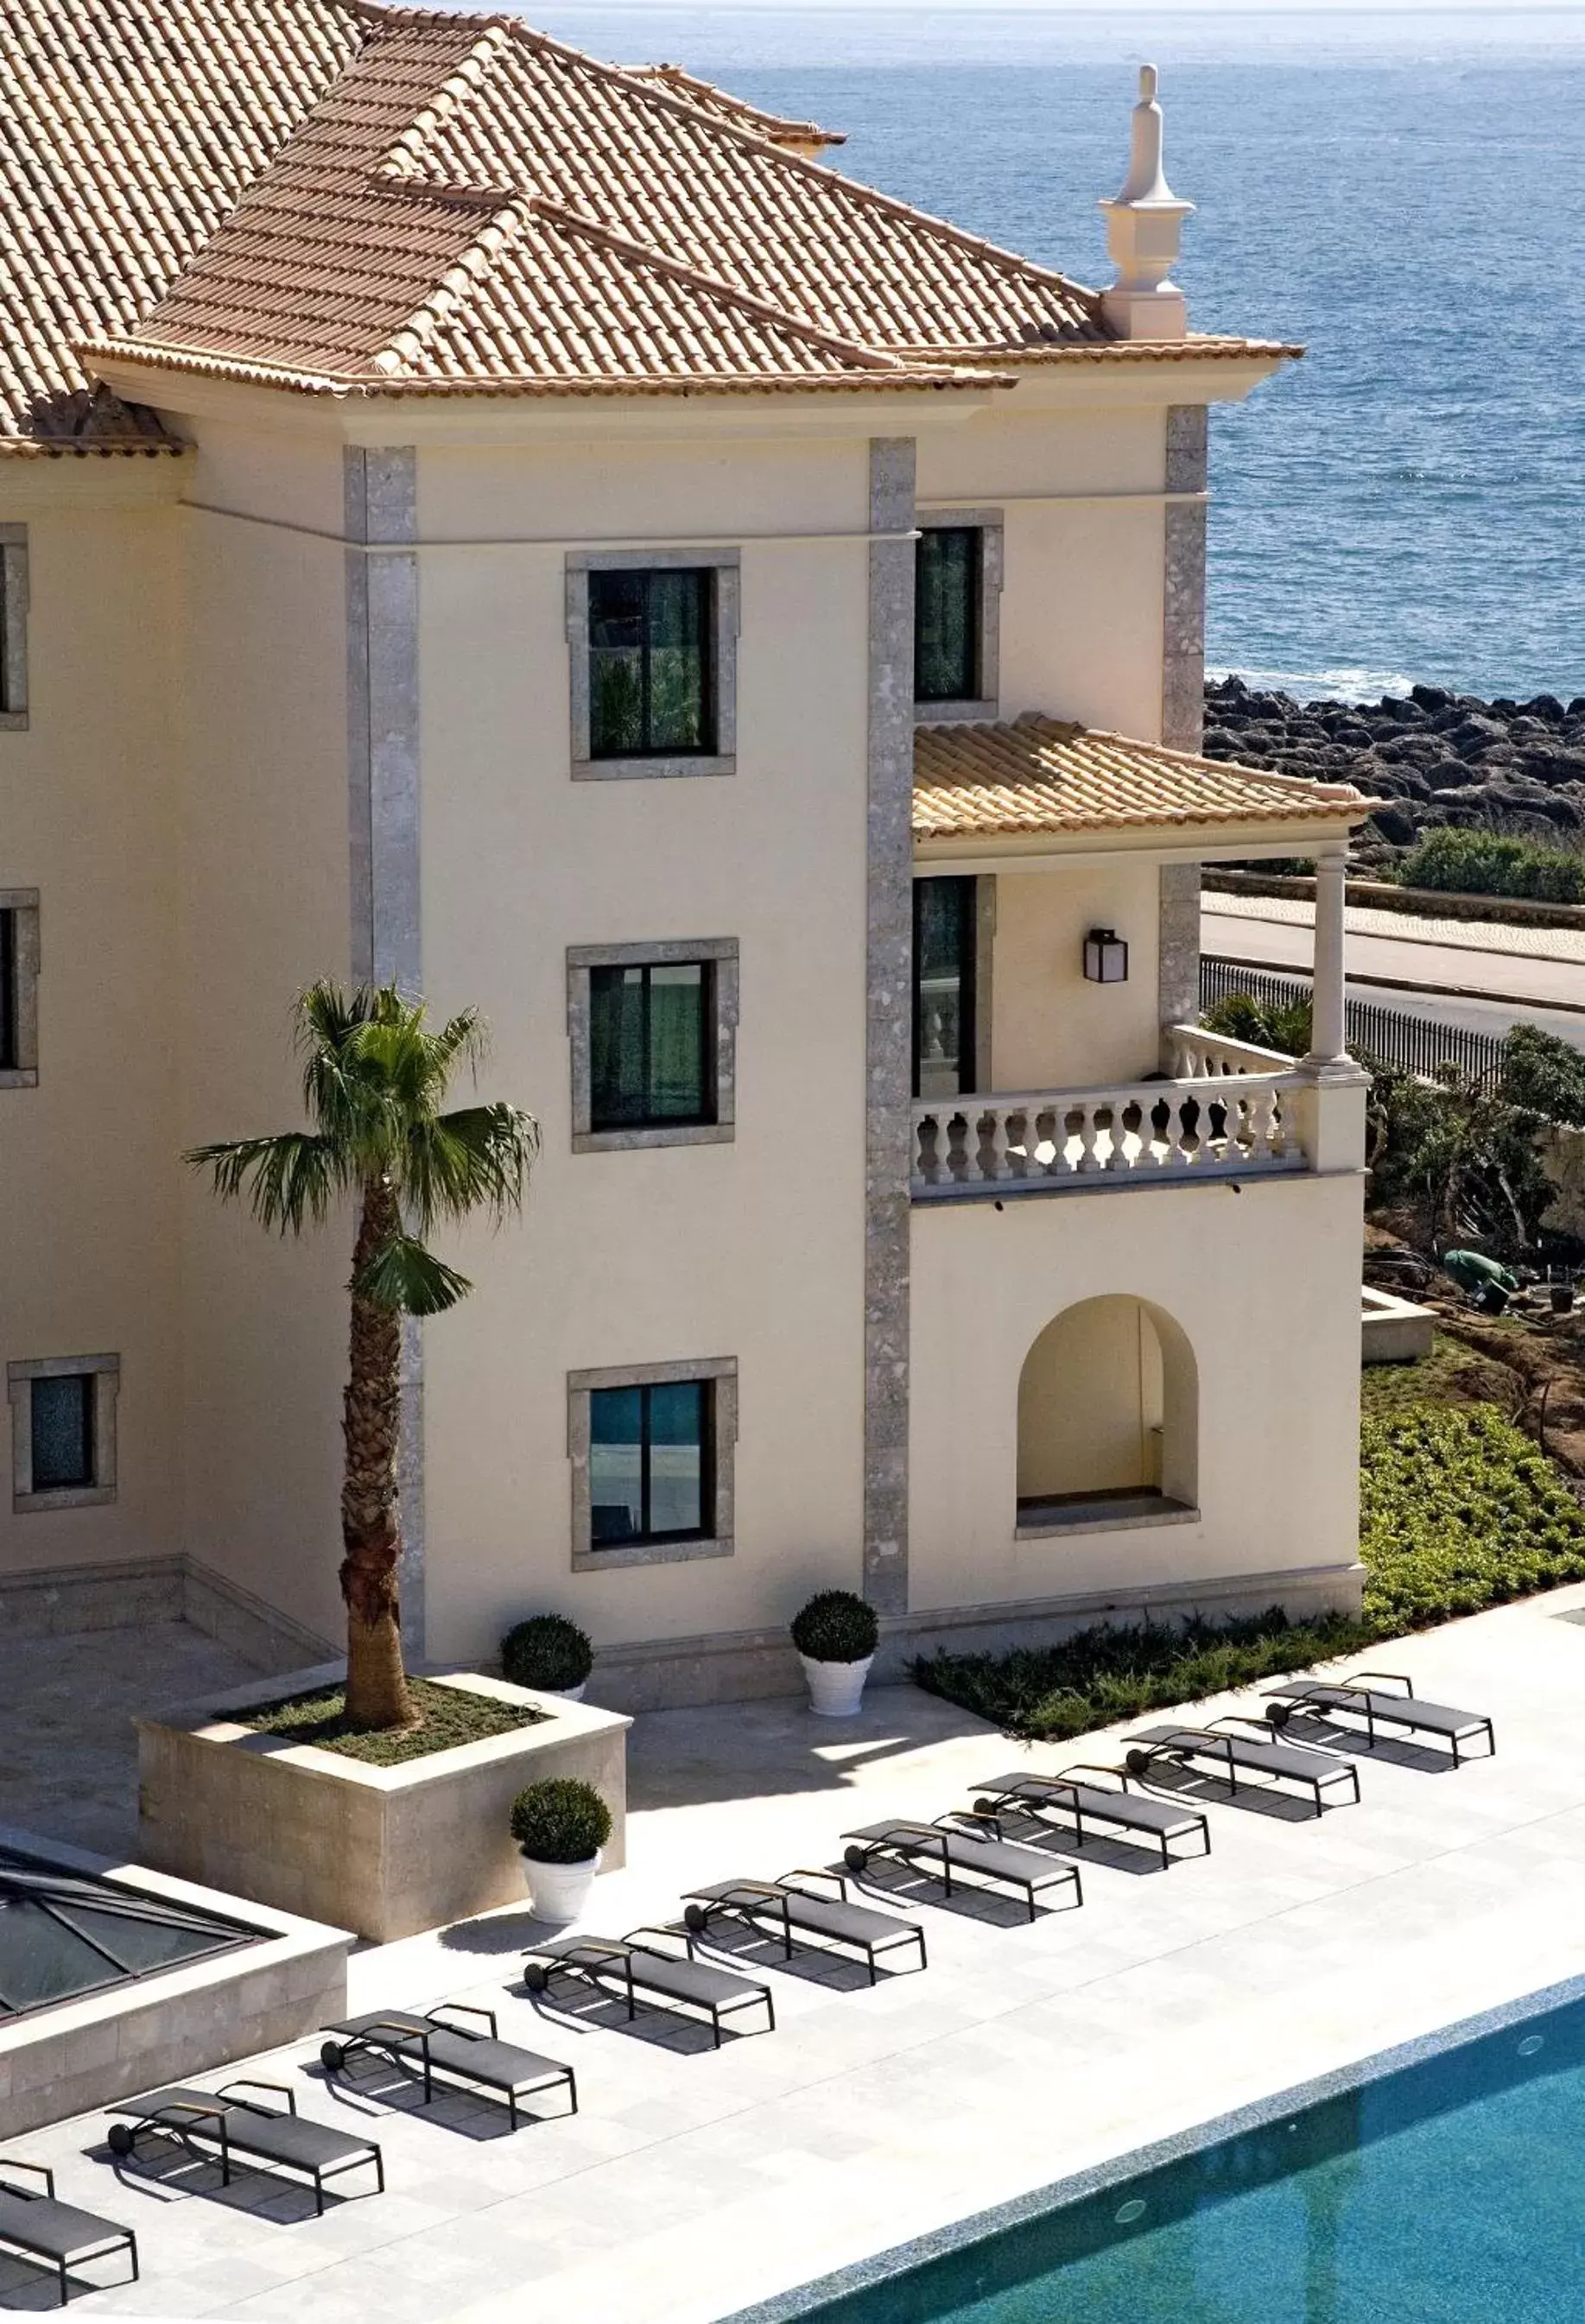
[730,1980,1585,2323]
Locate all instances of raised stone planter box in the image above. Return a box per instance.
[1361,1285,1436,1365]
[136,1666,630,1943]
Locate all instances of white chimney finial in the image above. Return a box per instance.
[1098,63,1195,342]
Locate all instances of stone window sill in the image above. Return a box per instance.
[915,700,999,725]
[0,1068,37,1090]
[572,754,736,782]
[573,1122,733,1155]
[572,1535,733,1574]
[1016,1503,1201,1542]
[15,1484,117,1515]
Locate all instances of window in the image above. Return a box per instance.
[568,1358,738,1569]
[566,550,739,779]
[567,938,738,1152]
[916,529,980,704]
[0,891,40,1088]
[590,1380,711,1548]
[589,567,713,758]
[913,877,979,1099]
[8,1356,119,1511]
[913,512,1002,720]
[590,961,712,1131]
[0,528,28,727]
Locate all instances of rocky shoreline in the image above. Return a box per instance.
[1201,676,1585,873]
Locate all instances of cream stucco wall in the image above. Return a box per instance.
[0,475,185,1577]
[412,434,872,1661]
[908,1168,1366,1614]
[172,426,355,1644]
[986,861,1163,1091]
[1017,1295,1167,1502]
[916,399,1168,736]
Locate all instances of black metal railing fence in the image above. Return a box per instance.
[1199,958,1512,1089]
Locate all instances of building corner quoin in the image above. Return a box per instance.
[865,437,916,1618]
[343,444,427,1660]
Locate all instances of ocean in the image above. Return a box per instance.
[430,3,1585,704]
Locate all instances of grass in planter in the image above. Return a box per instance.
[916,1399,1585,1740]
[239,1676,545,1765]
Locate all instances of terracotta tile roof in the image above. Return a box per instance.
[623,64,845,152]
[0,0,365,448]
[913,716,1373,843]
[2,0,1297,432]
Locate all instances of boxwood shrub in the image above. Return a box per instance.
[791,1588,879,1664]
[510,1777,612,1865]
[501,1613,593,1692]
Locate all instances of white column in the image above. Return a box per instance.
[1307,848,1349,1067]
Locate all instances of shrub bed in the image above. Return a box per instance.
[239,1676,543,1765]
[915,1401,1585,1739]
[1401,826,1585,904]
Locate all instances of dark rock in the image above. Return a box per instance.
[1411,684,1453,711]
[1448,715,1508,757]
[1525,695,1567,725]
[1369,804,1418,846]
[1425,758,1480,790]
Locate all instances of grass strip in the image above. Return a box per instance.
[238,1675,543,1765]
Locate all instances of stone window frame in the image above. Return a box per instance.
[8,1354,120,1512]
[567,1355,738,1572]
[913,508,1004,725]
[567,936,739,1154]
[0,890,39,1088]
[0,526,29,728]
[565,547,741,780]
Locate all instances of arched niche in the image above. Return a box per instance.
[1016,1294,1198,1526]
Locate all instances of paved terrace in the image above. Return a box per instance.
[14,1586,1585,2323]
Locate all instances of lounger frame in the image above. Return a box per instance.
[1125,1719,1361,1815]
[840,1814,1082,1922]
[0,2163,138,2308]
[973,1764,1213,1870]
[682,1869,928,1982]
[106,2080,384,2216]
[1265,1671,1496,1765]
[522,1928,776,2047]
[319,2003,577,2127]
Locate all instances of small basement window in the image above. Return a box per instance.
[8,1355,118,1510]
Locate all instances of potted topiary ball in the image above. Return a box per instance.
[790,1588,880,1717]
[510,1776,612,1923]
[501,1613,594,1701]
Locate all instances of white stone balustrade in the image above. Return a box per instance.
[912,1066,1308,1196]
[1166,1023,1300,1079]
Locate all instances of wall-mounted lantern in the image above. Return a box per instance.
[1083,927,1129,984]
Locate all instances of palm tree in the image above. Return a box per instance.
[187,983,537,1731]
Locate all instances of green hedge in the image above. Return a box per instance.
[1401,826,1585,904]
[914,1402,1585,1740]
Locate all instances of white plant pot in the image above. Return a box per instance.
[799,1652,874,1718]
[522,1849,601,1923]
[546,1681,587,1702]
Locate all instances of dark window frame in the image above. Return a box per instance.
[587,565,718,762]
[587,1377,716,1551]
[588,959,716,1135]
[914,526,983,706]
[912,876,979,1099]
[29,1373,94,1494]
[0,909,15,1074]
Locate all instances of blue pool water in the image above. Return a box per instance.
[434,6,1585,701]
[763,1987,1585,2322]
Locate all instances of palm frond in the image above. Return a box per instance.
[184,1132,348,1233]
[352,1232,473,1316]
[401,1104,539,1231]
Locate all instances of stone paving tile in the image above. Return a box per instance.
[20,1589,1585,2320]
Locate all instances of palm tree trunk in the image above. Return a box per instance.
[341,1176,415,1729]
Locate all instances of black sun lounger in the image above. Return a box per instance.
[682,1870,928,1981]
[1263,1672,1496,1765]
[522,1928,775,2047]
[106,2081,384,2215]
[973,1766,1212,1870]
[840,1817,1082,1921]
[319,2004,577,2127]
[1124,1720,1360,1815]
[0,2162,137,2308]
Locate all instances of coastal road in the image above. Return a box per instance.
[1201,908,1585,1052]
